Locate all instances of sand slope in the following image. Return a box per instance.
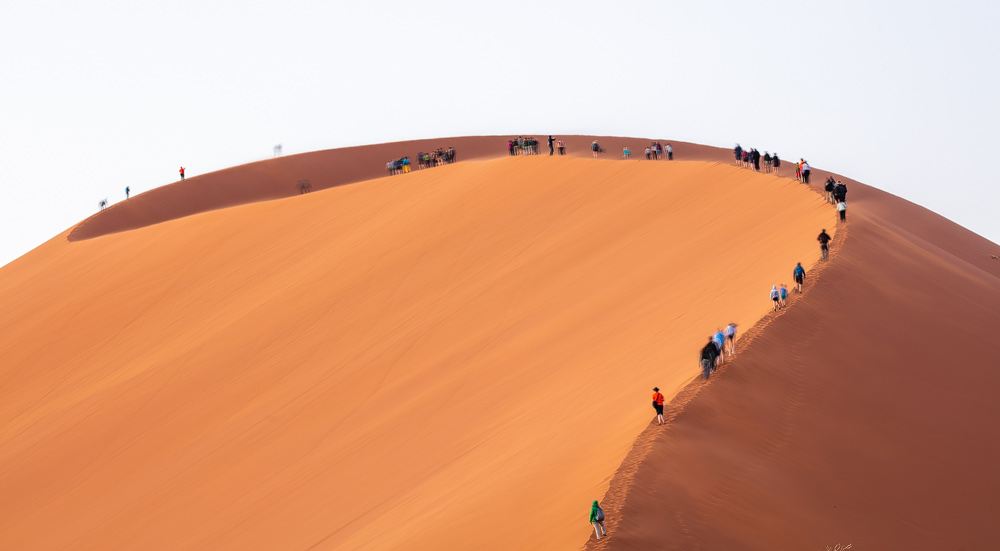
[590,174,1000,549]
[0,153,830,550]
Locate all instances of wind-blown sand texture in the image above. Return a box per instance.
[2,136,996,550]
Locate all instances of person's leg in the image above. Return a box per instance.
[600,521,607,536]
[593,522,602,539]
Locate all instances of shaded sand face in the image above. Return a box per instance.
[590,176,1000,550]
[0,156,831,550]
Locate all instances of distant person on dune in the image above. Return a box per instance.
[817,229,832,261]
[724,322,738,357]
[825,177,836,204]
[179,166,185,180]
[713,329,726,366]
[125,186,130,199]
[507,140,514,156]
[772,153,781,174]
[780,284,789,308]
[590,500,607,540]
[763,151,772,172]
[793,262,806,293]
[644,146,651,160]
[734,144,742,165]
[592,140,600,158]
[548,135,555,156]
[771,285,781,312]
[700,337,718,379]
[558,139,566,155]
[752,148,761,171]
[801,160,811,184]
[623,146,631,159]
[652,387,665,425]
[837,200,847,222]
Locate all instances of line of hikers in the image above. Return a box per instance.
[386,148,456,175]
[695,322,739,380]
[695,255,816,382]
[733,144,780,173]
[824,177,849,222]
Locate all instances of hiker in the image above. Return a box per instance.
[837,200,847,222]
[771,285,781,312]
[772,153,781,174]
[713,329,726,365]
[548,135,555,156]
[623,146,631,159]
[179,166,185,180]
[825,177,836,204]
[557,139,566,155]
[644,146,652,160]
[801,160,811,184]
[652,387,665,425]
[763,152,772,172]
[734,144,743,165]
[724,322,738,357]
[590,500,607,540]
[780,284,789,308]
[793,262,806,293]
[665,143,673,160]
[125,186,130,199]
[591,140,600,158]
[817,229,832,261]
[700,337,718,379]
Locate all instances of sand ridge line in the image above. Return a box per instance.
[583,208,848,551]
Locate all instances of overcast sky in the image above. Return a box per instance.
[3,0,998,267]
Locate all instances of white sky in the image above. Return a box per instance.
[3,0,999,266]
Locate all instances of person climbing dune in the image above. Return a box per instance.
[652,387,665,426]
[590,500,607,540]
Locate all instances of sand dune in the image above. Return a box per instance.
[0,150,830,549]
[590,171,1000,549]
[66,135,733,242]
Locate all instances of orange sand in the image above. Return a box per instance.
[0,155,831,549]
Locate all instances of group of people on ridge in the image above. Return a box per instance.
[794,159,812,184]
[508,137,542,156]
[622,141,673,160]
[697,322,739,380]
[733,144,780,173]
[386,148,456,175]
[824,177,849,222]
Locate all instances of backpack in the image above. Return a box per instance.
[595,507,605,522]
